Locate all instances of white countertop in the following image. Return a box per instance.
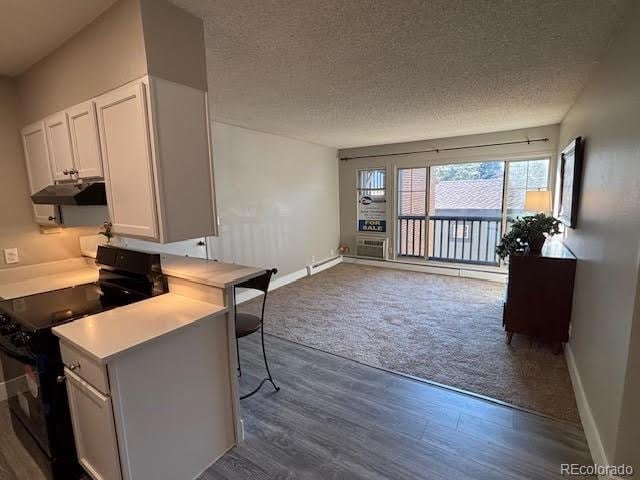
[80,236,266,289]
[159,254,266,289]
[52,293,227,364]
[0,265,98,300]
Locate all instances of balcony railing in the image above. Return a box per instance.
[397,216,426,257]
[398,215,502,266]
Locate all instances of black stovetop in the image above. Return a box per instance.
[0,282,147,332]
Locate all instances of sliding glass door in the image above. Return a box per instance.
[396,159,551,266]
[428,161,504,265]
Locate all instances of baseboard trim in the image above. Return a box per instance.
[343,256,507,283]
[307,256,342,275]
[564,343,621,480]
[235,256,343,305]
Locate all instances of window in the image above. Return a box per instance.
[506,159,550,219]
[398,168,426,217]
[397,168,427,256]
[357,169,387,233]
[427,161,504,265]
[357,169,386,197]
[452,223,469,240]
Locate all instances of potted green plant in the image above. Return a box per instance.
[99,221,114,245]
[496,213,561,259]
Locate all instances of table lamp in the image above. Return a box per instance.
[524,190,552,213]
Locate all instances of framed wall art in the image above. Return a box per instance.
[558,137,585,228]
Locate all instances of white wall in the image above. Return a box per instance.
[558,1,640,468]
[208,122,339,276]
[0,77,97,271]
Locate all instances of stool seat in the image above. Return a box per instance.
[235,313,262,338]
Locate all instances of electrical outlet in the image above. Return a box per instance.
[330,249,335,256]
[4,248,19,264]
[311,255,316,263]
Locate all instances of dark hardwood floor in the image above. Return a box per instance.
[201,334,594,480]
[0,334,593,480]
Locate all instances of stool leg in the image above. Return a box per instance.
[239,328,280,400]
[236,337,242,377]
[261,326,280,392]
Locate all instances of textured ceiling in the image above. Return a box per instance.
[0,0,117,76]
[171,0,630,148]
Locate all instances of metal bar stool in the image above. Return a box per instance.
[234,268,280,399]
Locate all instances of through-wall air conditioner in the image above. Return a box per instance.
[355,236,388,260]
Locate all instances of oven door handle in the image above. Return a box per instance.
[0,341,35,365]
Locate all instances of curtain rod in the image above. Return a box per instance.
[339,137,550,161]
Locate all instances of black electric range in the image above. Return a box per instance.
[0,246,168,480]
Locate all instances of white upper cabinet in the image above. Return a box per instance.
[20,75,217,239]
[21,122,59,225]
[95,82,159,240]
[44,112,75,181]
[95,76,217,243]
[67,101,103,179]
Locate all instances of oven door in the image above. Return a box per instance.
[0,336,52,457]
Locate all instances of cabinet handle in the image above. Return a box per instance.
[70,168,78,174]
[48,216,56,221]
[66,362,80,371]
[56,375,66,384]
[63,169,69,175]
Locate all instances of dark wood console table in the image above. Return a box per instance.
[503,240,576,350]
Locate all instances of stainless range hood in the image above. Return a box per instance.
[31,182,107,206]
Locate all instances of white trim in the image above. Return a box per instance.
[235,256,344,305]
[343,256,507,283]
[235,267,308,304]
[459,268,506,283]
[307,256,343,275]
[565,344,622,480]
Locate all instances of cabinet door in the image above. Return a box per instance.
[44,112,75,181]
[95,82,159,240]
[21,122,59,225]
[67,101,103,179]
[65,369,122,480]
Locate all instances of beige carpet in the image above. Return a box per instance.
[242,263,580,422]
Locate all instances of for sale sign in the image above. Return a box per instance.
[358,194,386,232]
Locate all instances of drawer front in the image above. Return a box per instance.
[60,342,110,394]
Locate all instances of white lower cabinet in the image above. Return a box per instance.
[59,311,235,480]
[65,369,122,480]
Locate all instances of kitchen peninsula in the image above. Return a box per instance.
[0,247,264,480]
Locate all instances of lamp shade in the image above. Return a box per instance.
[524,190,552,212]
